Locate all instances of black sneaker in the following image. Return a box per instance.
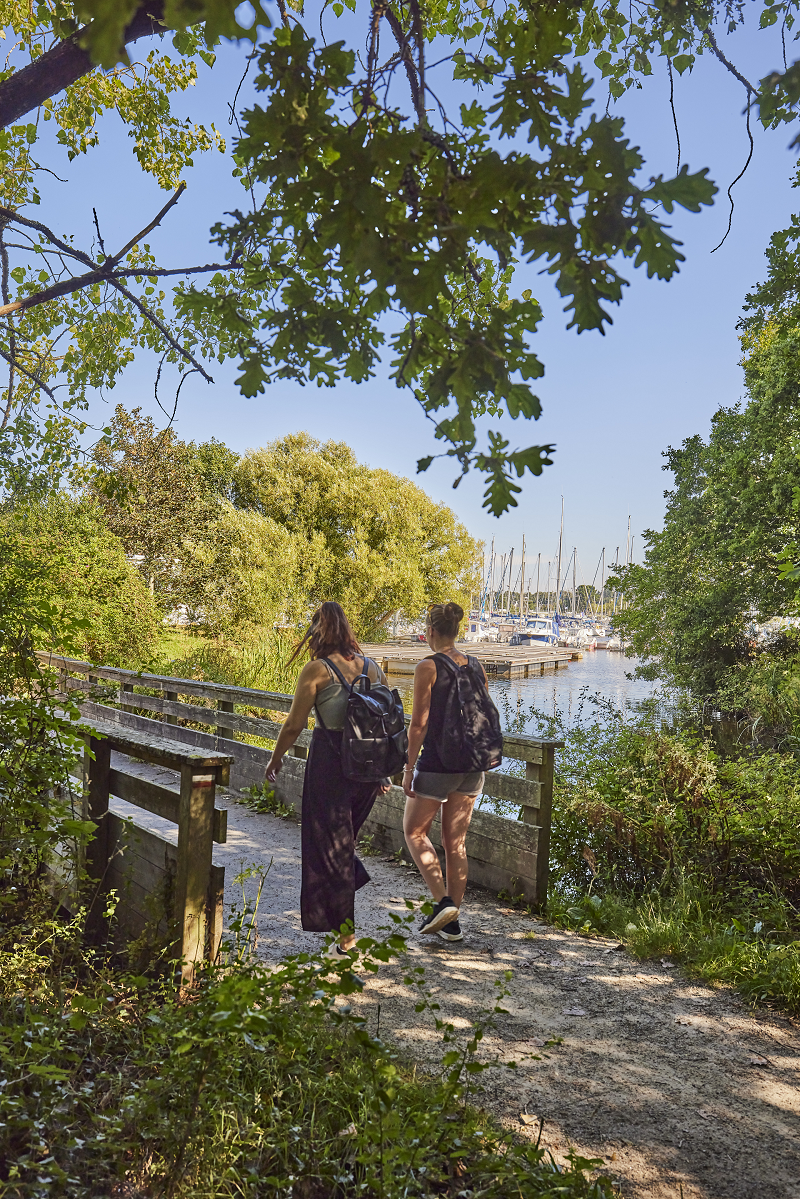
[419,896,460,934]
[438,919,463,942]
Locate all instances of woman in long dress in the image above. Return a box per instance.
[266,602,390,957]
[402,602,489,942]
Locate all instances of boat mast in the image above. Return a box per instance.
[600,547,605,619]
[505,548,514,617]
[555,497,564,615]
[484,537,495,618]
[572,547,577,617]
[612,545,619,616]
[622,516,631,612]
[519,535,526,623]
[535,553,541,616]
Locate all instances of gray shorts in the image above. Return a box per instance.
[412,770,485,802]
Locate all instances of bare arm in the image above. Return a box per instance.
[403,659,436,796]
[265,662,324,782]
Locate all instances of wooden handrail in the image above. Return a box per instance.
[41,651,561,906]
[38,652,564,761]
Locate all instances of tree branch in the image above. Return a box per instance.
[106,181,186,266]
[0,2,166,130]
[384,5,424,124]
[0,345,56,402]
[706,28,757,96]
[107,278,214,383]
[0,259,242,317]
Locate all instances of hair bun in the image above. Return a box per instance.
[444,602,464,621]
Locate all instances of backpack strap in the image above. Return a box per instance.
[320,655,372,693]
[321,656,353,693]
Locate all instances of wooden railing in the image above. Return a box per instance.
[40,653,561,907]
[54,712,232,985]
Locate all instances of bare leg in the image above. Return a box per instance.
[440,791,476,907]
[403,794,447,900]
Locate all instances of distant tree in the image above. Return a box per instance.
[85,405,238,604]
[185,431,481,640]
[0,495,159,665]
[576,585,600,611]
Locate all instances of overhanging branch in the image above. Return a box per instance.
[0,2,166,130]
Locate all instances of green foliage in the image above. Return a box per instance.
[0,4,237,496]
[165,627,306,695]
[182,431,482,640]
[242,781,296,818]
[179,11,714,513]
[513,691,800,1011]
[0,893,612,1197]
[610,316,800,697]
[85,404,239,608]
[0,512,94,911]
[0,494,159,666]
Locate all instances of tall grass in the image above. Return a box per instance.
[160,628,304,696]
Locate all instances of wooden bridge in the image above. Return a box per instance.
[41,653,562,964]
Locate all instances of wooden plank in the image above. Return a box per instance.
[208,864,225,961]
[83,734,111,938]
[88,688,311,747]
[72,713,234,777]
[482,771,539,807]
[108,845,174,900]
[531,747,554,909]
[39,652,293,712]
[80,706,275,795]
[108,811,177,870]
[107,768,227,844]
[217,698,234,742]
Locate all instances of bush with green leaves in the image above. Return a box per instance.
[0,887,612,1198]
[0,494,159,667]
[0,513,96,916]
[498,689,800,1011]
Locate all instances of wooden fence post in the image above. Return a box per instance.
[120,682,134,713]
[83,734,111,938]
[532,745,555,910]
[165,690,178,726]
[217,699,234,742]
[174,763,217,986]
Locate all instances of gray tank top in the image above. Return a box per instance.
[314,657,385,730]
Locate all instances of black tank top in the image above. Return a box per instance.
[417,653,471,773]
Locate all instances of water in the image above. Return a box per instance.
[488,651,656,734]
[391,651,655,734]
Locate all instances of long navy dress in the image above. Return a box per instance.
[300,727,380,932]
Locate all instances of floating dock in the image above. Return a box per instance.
[362,642,581,679]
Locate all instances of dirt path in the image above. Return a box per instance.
[115,780,800,1199]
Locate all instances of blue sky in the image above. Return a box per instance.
[31,11,800,589]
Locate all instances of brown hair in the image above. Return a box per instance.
[290,601,362,663]
[427,601,464,639]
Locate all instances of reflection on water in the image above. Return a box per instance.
[390,651,654,734]
[489,651,655,734]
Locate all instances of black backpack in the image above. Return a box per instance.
[318,657,408,782]
[432,653,503,772]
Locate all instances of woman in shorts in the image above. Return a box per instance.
[402,602,488,941]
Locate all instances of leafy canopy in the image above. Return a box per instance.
[0,0,728,515]
[11,0,800,511]
[181,431,482,639]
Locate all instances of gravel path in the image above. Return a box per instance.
[115,781,800,1199]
